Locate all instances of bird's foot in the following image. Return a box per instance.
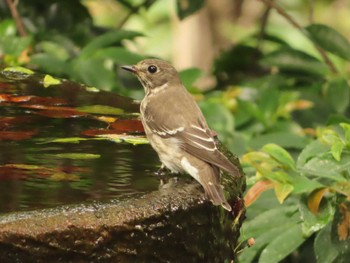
[154,165,169,180]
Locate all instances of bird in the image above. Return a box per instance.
[121,59,242,211]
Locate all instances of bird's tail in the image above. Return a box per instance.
[200,165,231,211]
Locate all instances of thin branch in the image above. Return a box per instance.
[257,5,272,50]
[5,0,27,37]
[117,0,153,29]
[308,0,314,24]
[258,0,338,74]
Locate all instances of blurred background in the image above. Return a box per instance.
[1,0,350,262]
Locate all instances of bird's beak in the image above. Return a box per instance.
[121,65,137,73]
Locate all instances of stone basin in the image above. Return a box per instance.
[0,68,246,262]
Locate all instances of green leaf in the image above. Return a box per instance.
[92,47,144,65]
[306,24,350,60]
[262,143,296,170]
[76,105,124,115]
[327,78,350,114]
[199,101,234,137]
[30,53,70,76]
[176,0,205,20]
[259,224,306,263]
[71,58,116,90]
[299,197,334,237]
[340,123,350,143]
[249,132,308,150]
[80,30,142,57]
[179,68,203,88]
[297,140,329,168]
[274,182,294,204]
[300,153,350,181]
[260,47,328,75]
[290,175,324,194]
[314,220,350,263]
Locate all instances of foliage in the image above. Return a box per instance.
[1,0,350,262]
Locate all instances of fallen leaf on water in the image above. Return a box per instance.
[110,119,144,133]
[38,137,94,144]
[49,153,101,160]
[26,96,67,106]
[35,109,88,118]
[0,130,38,141]
[96,134,149,145]
[2,66,34,75]
[94,116,118,124]
[50,172,80,181]
[0,163,80,182]
[0,94,11,102]
[76,105,124,115]
[42,74,62,88]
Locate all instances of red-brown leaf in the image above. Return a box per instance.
[244,180,274,207]
[110,119,144,133]
[0,130,38,141]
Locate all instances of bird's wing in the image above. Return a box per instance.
[143,87,241,178]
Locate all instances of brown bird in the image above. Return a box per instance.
[122,59,241,211]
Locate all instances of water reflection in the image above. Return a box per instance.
[0,72,160,213]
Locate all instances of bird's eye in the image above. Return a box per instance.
[147,65,157,74]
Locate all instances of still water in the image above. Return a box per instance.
[0,69,160,213]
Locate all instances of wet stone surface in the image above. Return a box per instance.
[0,68,246,262]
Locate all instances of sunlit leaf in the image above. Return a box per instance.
[306,24,350,60]
[242,151,277,175]
[262,143,296,170]
[244,180,274,207]
[42,74,62,88]
[274,182,294,204]
[76,105,124,115]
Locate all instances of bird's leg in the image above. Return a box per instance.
[154,164,168,177]
[154,164,171,185]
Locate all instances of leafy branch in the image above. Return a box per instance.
[258,0,338,74]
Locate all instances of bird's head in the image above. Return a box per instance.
[122,59,181,94]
